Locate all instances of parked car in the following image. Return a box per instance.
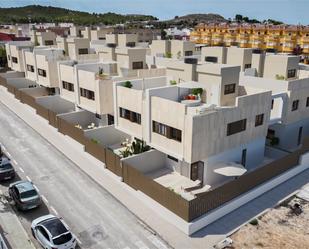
[0,157,15,181]
[8,180,41,211]
[31,215,76,249]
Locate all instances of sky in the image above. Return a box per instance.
[1,0,308,24]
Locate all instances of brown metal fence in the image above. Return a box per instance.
[122,162,190,221]
[105,149,122,177]
[7,84,15,94]
[0,75,7,87]
[188,138,309,221]
[13,88,22,101]
[57,117,87,145]
[35,104,49,120]
[20,91,39,110]
[84,138,106,163]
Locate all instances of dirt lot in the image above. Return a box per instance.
[230,196,309,249]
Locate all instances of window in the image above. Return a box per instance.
[224,84,236,95]
[167,155,178,162]
[185,51,193,56]
[12,57,18,63]
[153,121,182,142]
[44,40,54,46]
[80,88,95,100]
[169,127,182,142]
[291,100,299,111]
[205,56,218,63]
[38,68,46,77]
[132,61,143,70]
[287,69,296,78]
[126,42,136,47]
[227,119,247,136]
[62,81,74,92]
[119,107,141,124]
[38,226,50,241]
[244,64,252,69]
[306,97,309,107]
[26,64,34,72]
[78,48,88,55]
[255,114,264,127]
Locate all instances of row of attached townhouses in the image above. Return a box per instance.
[2,32,309,234]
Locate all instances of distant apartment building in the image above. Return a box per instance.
[149,40,195,59]
[191,23,309,54]
[66,37,91,60]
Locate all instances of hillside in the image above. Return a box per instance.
[170,13,226,23]
[0,5,158,25]
[150,13,227,28]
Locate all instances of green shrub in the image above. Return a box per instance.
[270,137,280,146]
[192,88,203,96]
[123,81,132,88]
[91,138,99,144]
[170,80,177,85]
[249,219,258,226]
[164,52,172,58]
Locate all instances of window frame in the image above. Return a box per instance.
[224,83,236,95]
[227,119,247,136]
[255,113,264,127]
[291,99,299,111]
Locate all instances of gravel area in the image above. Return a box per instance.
[230,196,309,249]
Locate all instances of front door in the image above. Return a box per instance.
[191,161,204,183]
[241,149,247,167]
[298,126,303,146]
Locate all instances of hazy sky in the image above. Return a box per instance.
[1,0,308,24]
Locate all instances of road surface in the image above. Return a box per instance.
[0,101,170,249]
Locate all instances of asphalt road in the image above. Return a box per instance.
[0,101,170,249]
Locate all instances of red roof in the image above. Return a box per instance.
[0,32,30,41]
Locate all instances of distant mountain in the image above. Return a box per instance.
[0,5,158,25]
[169,13,227,23]
[149,13,227,29]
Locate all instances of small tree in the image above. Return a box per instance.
[177,51,182,59]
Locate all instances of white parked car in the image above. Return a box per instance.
[31,214,77,249]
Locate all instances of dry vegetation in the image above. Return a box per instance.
[230,197,309,249]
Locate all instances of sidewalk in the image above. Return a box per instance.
[0,190,36,249]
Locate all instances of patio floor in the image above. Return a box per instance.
[146,168,201,200]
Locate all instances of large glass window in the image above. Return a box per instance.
[153,121,182,142]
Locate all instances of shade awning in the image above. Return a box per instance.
[213,162,247,177]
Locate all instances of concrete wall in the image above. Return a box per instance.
[263,55,299,79]
[170,40,195,59]
[201,46,227,64]
[67,38,90,60]
[204,137,266,186]
[269,118,309,151]
[150,40,171,57]
[226,47,252,72]
[197,64,240,106]
[84,125,131,147]
[36,95,75,114]
[122,149,166,174]
[185,90,272,163]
